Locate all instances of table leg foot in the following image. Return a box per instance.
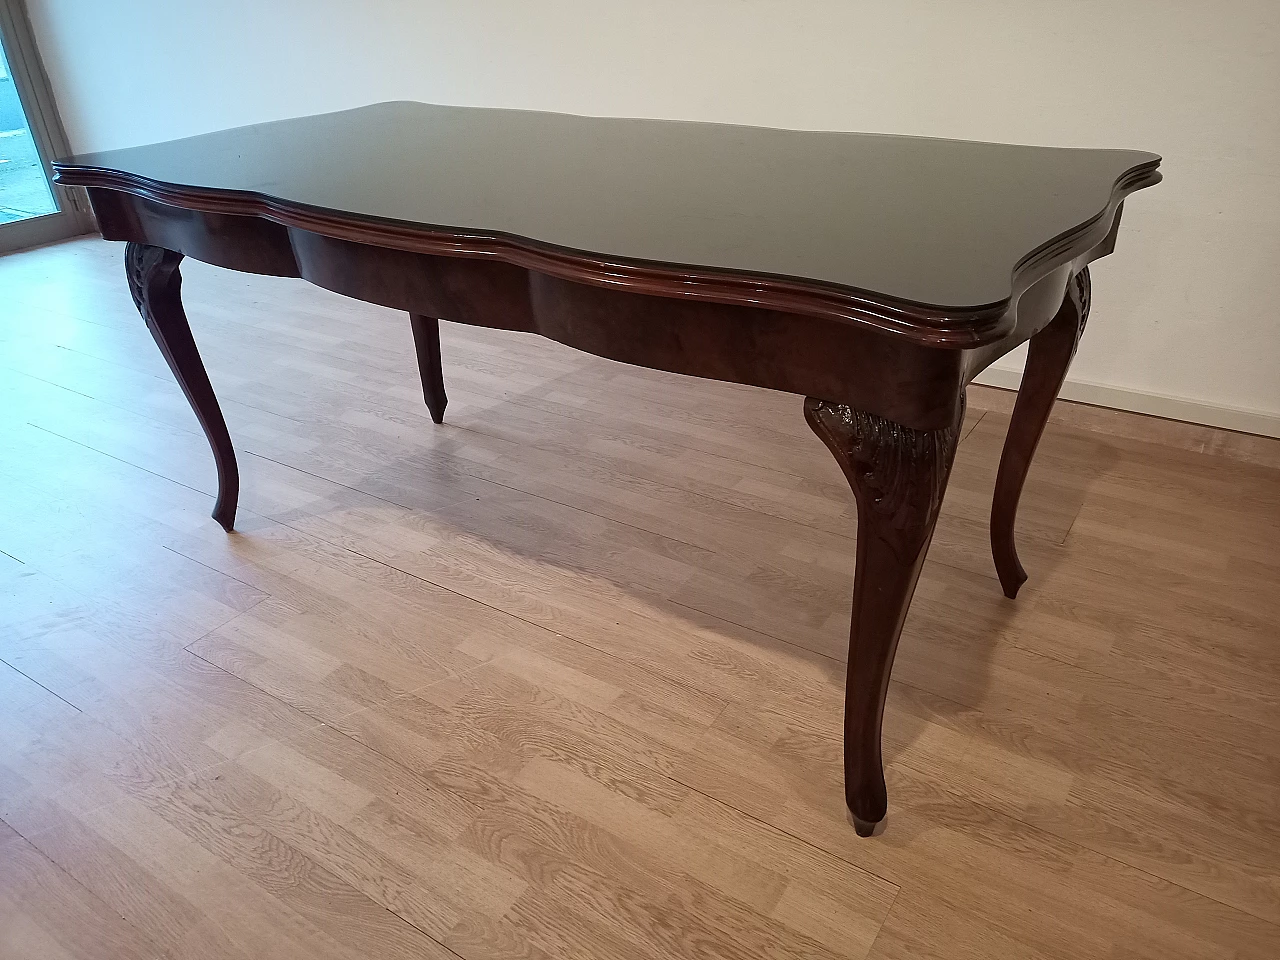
[410,314,448,424]
[805,394,964,836]
[126,243,240,531]
[211,499,236,533]
[991,268,1090,598]
[853,817,878,838]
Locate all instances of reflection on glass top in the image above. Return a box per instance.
[59,102,1159,308]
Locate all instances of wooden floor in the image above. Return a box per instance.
[2,237,1278,960]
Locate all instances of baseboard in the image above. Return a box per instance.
[973,368,1280,440]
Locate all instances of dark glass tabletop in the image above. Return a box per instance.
[56,101,1159,309]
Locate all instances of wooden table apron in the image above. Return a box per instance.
[56,137,1157,836]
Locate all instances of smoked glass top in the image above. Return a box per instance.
[57,102,1159,308]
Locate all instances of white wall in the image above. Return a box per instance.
[25,1,1280,434]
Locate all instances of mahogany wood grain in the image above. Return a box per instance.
[410,314,448,424]
[991,269,1091,597]
[50,102,1162,834]
[805,397,965,833]
[124,242,238,531]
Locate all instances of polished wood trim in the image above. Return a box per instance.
[52,159,1160,348]
[90,190,973,433]
[991,269,1090,597]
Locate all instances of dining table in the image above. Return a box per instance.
[53,101,1161,835]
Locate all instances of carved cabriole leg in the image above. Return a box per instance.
[125,242,239,531]
[409,314,448,423]
[805,395,965,836]
[990,267,1091,598]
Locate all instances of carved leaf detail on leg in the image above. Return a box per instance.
[805,398,965,561]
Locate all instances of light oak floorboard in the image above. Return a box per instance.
[1,238,1278,958]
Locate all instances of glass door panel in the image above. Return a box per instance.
[0,0,90,253]
[0,33,59,224]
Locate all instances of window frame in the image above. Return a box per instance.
[0,0,93,254]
